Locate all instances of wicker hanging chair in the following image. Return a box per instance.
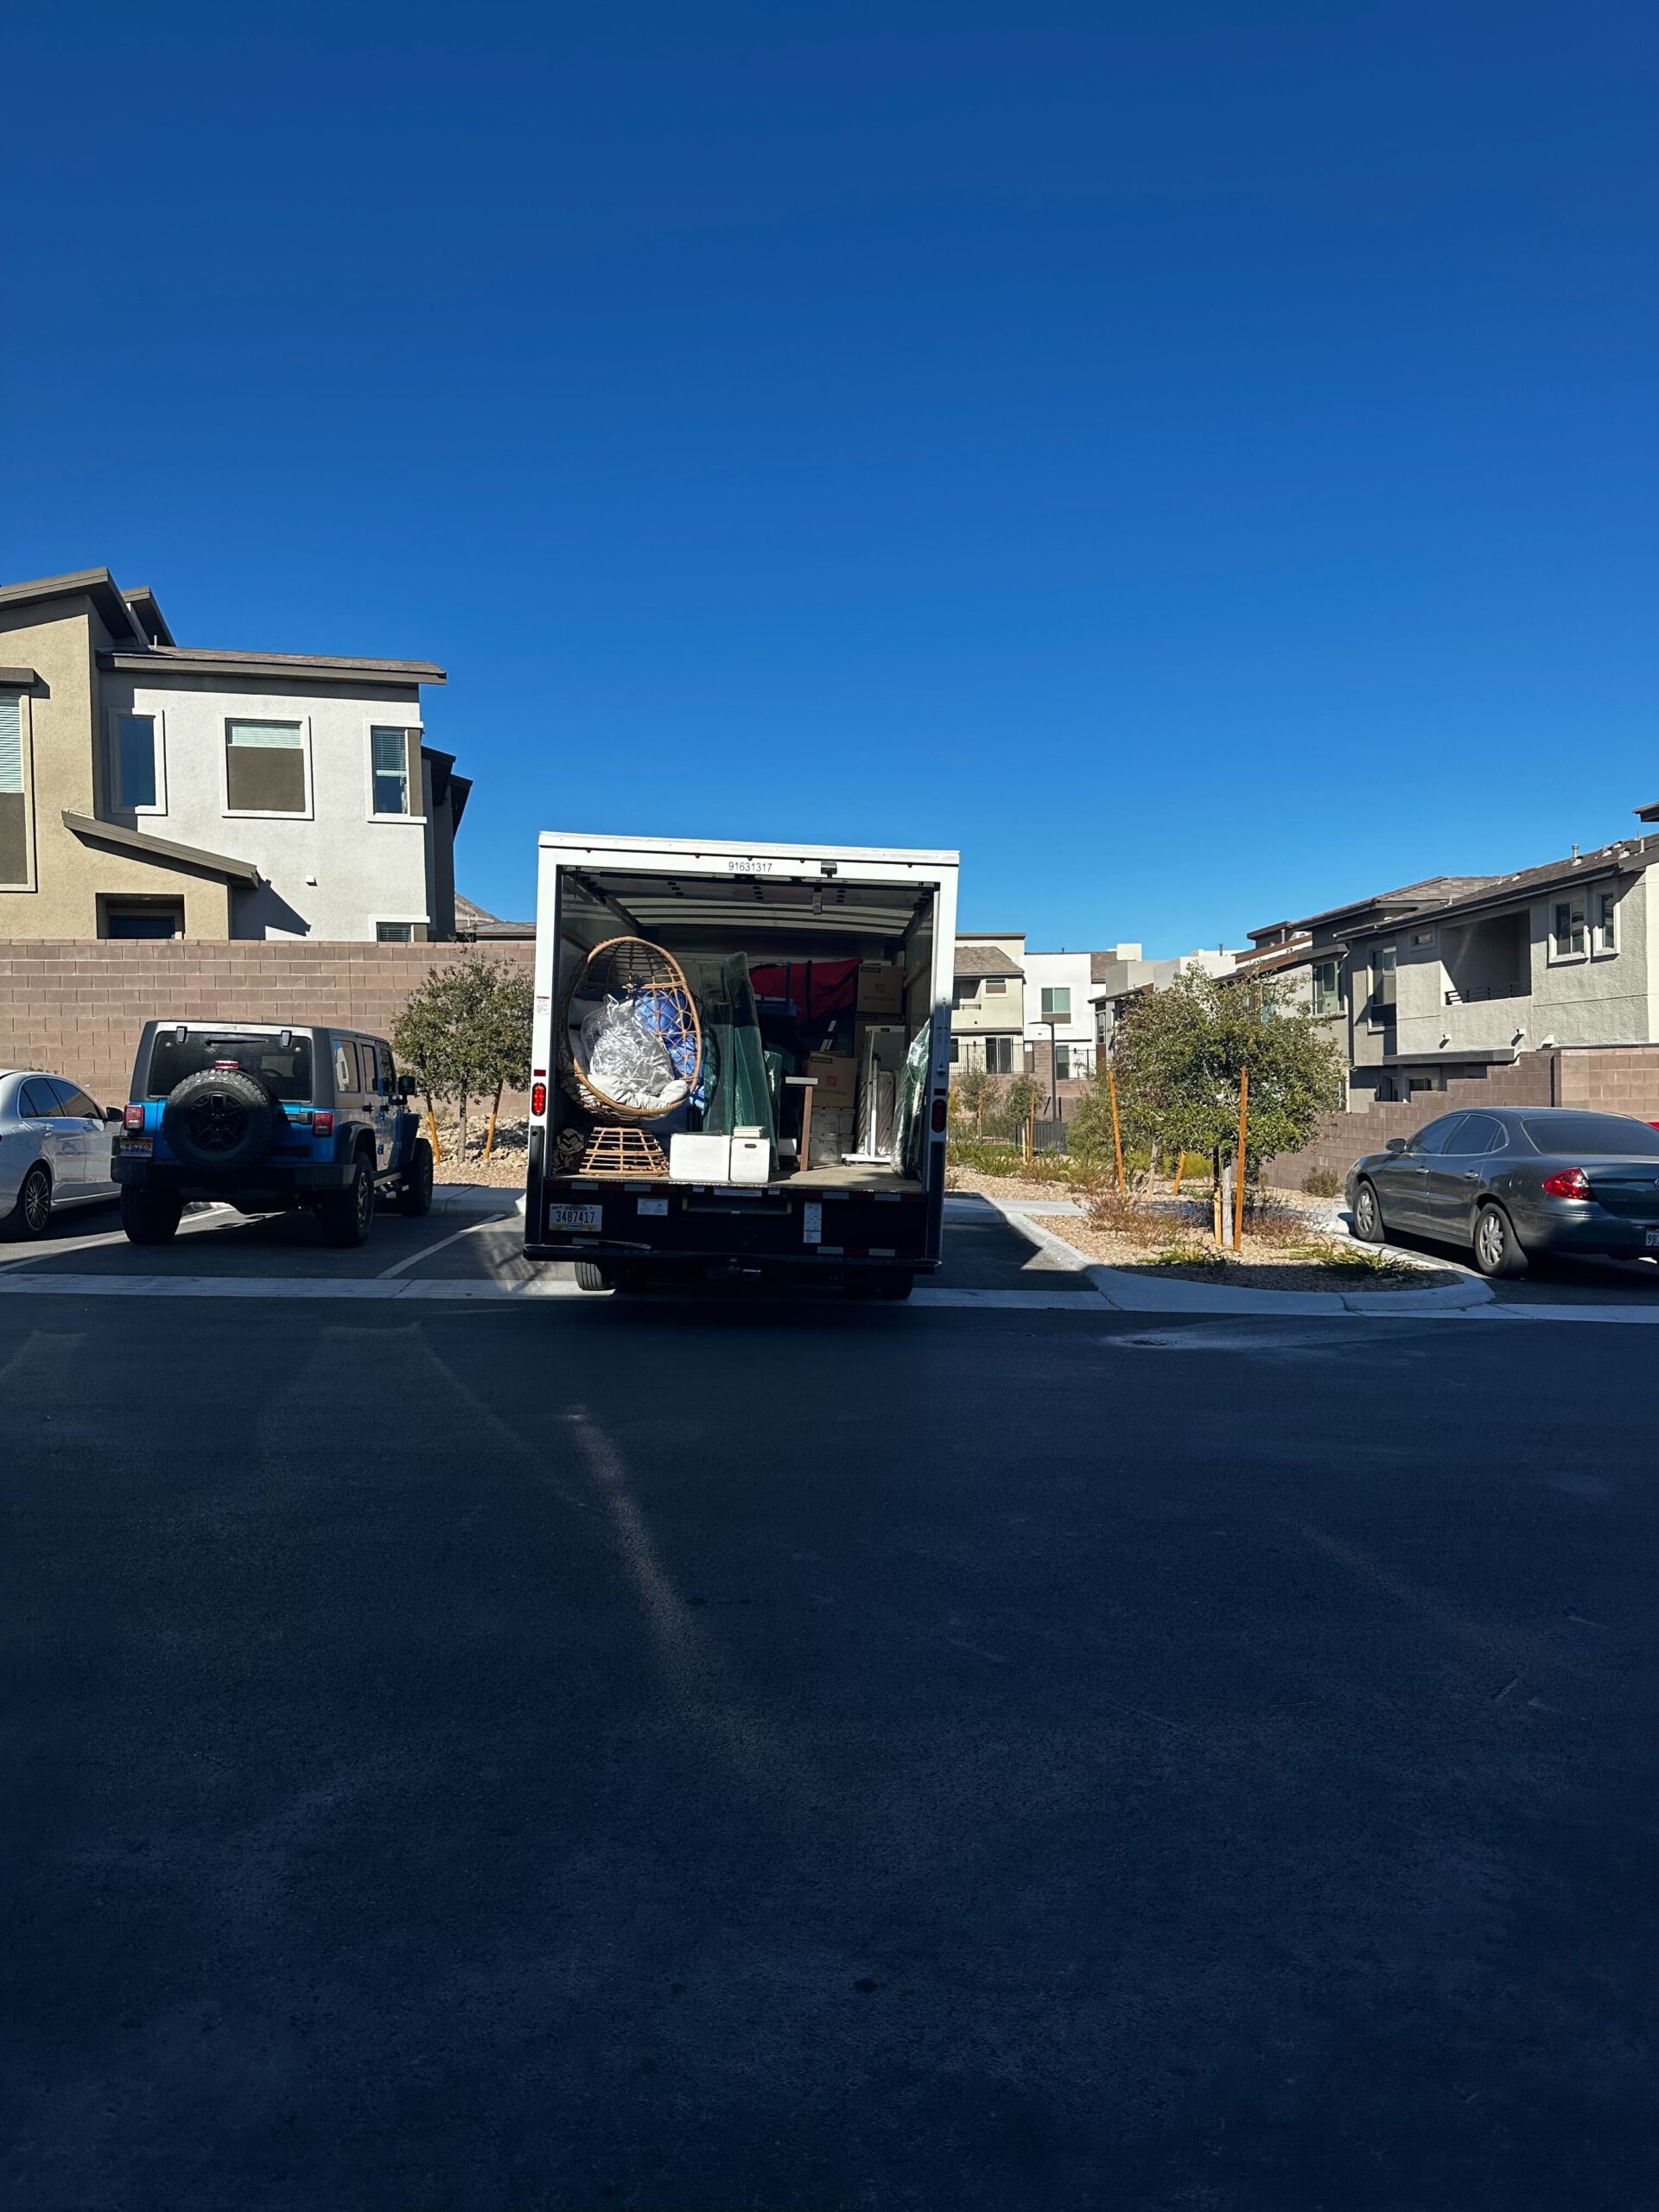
[557,935,703,1122]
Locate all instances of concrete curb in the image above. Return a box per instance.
[964,1188,1494,1316]
[430,1185,526,1215]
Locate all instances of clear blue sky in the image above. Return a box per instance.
[4,1,1654,950]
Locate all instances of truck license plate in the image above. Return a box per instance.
[1645,1229,1659,1250]
[549,1203,602,1233]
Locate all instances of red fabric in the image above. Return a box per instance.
[747,958,858,1018]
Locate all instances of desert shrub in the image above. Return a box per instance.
[1301,1166,1343,1198]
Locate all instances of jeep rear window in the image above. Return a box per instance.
[145,1033,315,1103]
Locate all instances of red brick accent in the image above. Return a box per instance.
[0,939,534,1105]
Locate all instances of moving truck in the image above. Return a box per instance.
[524,831,960,1296]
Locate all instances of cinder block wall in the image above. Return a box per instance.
[1262,1047,1659,1189]
[0,940,535,1108]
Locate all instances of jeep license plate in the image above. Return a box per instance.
[1645,1229,1659,1250]
[123,1138,153,1156]
[549,1203,602,1233]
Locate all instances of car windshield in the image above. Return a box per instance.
[1520,1113,1659,1157]
[145,1032,315,1103]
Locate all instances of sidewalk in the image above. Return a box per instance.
[968,1191,1659,1323]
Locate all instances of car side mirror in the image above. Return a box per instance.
[105,1104,124,1122]
[398,1073,418,1097]
[1385,1135,1409,1154]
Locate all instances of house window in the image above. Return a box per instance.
[984,976,1007,995]
[111,714,161,810]
[948,1036,960,1065]
[0,694,25,887]
[1553,898,1586,958]
[375,921,416,943]
[1040,986,1071,1020]
[1054,1044,1071,1081]
[984,1036,1014,1074]
[371,726,413,817]
[952,980,977,1008]
[1312,959,1341,1016]
[1376,944,1397,1008]
[226,719,307,814]
[100,898,183,939]
[1594,891,1618,957]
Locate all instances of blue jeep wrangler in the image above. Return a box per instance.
[114,1019,435,1247]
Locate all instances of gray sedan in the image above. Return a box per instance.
[0,1071,122,1239]
[1347,1104,1659,1277]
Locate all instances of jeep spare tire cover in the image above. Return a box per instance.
[162,1066,283,1174]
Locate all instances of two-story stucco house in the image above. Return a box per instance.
[1088,942,1239,1058]
[1020,950,1098,1098]
[951,933,1026,1073]
[1255,817,1659,1107]
[0,568,464,941]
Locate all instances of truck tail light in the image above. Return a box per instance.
[1541,1166,1591,1199]
[123,1103,144,1129]
[312,1110,334,1139]
[531,1081,547,1117]
[931,1096,948,1133]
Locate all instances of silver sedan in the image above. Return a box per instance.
[0,1071,122,1239]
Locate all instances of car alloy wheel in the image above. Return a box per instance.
[21,1166,51,1235]
[1356,1186,1376,1237]
[1477,1210,1506,1273]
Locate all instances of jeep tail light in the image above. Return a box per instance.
[1541,1166,1591,1199]
[531,1081,547,1117]
[311,1110,334,1138]
[123,1103,144,1129]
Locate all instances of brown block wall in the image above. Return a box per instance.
[1261,1046,1659,1189]
[0,939,534,1107]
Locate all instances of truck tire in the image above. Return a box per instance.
[397,1139,435,1217]
[319,1153,376,1247]
[575,1261,610,1293]
[162,1068,281,1176]
[121,1187,182,1245]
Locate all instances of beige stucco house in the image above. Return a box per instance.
[951,933,1026,1073]
[0,568,463,941]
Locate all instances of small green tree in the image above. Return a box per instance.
[1105,967,1345,1219]
[954,1062,992,1132]
[393,953,520,1161]
[1000,1071,1045,1145]
[479,960,533,1156]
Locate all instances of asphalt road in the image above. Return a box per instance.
[3,1293,1656,2212]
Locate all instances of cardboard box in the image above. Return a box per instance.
[856,960,904,1016]
[804,1052,856,1109]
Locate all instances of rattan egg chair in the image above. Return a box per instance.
[556,935,703,1121]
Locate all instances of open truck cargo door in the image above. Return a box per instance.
[524,833,958,1296]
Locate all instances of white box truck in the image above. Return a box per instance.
[524,831,960,1297]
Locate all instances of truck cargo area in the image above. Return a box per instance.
[524,836,958,1293]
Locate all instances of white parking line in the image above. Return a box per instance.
[0,1203,238,1270]
[377,1213,512,1279]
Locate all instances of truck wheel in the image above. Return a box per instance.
[7,1163,53,1240]
[120,1187,182,1245]
[319,1154,376,1248]
[397,1139,435,1217]
[575,1261,610,1293]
